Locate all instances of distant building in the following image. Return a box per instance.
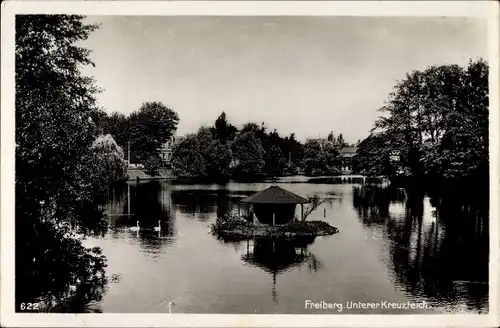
[339,147,357,174]
[339,147,357,158]
[158,135,184,164]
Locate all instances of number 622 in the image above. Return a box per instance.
[20,303,39,311]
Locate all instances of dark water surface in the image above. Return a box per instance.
[84,177,488,314]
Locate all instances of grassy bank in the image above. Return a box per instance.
[211,216,339,240]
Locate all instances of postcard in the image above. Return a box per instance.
[1,1,499,327]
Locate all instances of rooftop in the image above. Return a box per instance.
[240,186,309,204]
[340,147,357,154]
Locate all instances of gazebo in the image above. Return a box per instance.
[239,186,309,224]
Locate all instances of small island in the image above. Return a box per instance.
[211,185,339,240]
[211,216,339,240]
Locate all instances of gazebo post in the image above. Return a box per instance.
[301,204,304,221]
[273,212,275,226]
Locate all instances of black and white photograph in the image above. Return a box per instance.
[1,1,499,327]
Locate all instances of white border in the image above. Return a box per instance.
[1,1,499,327]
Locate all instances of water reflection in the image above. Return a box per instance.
[171,189,251,221]
[106,181,177,254]
[352,185,489,313]
[96,180,488,313]
[218,236,323,304]
[241,237,321,275]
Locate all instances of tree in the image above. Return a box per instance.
[171,133,207,179]
[351,132,396,177]
[302,140,324,176]
[211,112,238,143]
[143,155,163,177]
[15,15,117,311]
[170,127,232,181]
[103,111,130,150]
[128,101,179,163]
[336,133,347,148]
[302,140,341,176]
[264,144,287,178]
[205,139,232,180]
[371,59,489,185]
[90,134,128,184]
[231,131,265,179]
[263,129,287,177]
[301,195,326,221]
[283,133,304,168]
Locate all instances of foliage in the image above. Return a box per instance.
[101,111,130,151]
[128,101,179,163]
[143,155,163,177]
[231,131,266,179]
[302,140,341,176]
[15,15,119,311]
[171,127,232,181]
[301,195,326,221]
[171,133,206,179]
[211,215,338,238]
[353,59,489,185]
[283,133,304,167]
[351,132,396,177]
[205,138,232,180]
[264,144,287,177]
[171,112,310,181]
[90,134,128,183]
[335,133,348,148]
[284,161,299,175]
[210,112,238,143]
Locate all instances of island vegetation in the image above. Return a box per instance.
[211,217,339,240]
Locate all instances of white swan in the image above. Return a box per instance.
[168,301,175,314]
[129,221,140,232]
[154,220,161,232]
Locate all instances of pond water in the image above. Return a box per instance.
[84,177,489,314]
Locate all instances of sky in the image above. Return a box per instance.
[81,16,488,143]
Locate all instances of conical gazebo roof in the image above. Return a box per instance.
[240,186,309,204]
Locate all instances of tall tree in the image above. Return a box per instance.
[211,112,238,143]
[90,134,128,184]
[336,133,347,148]
[231,131,265,179]
[128,101,179,163]
[263,129,287,177]
[15,15,120,311]
[351,132,396,177]
[104,111,130,150]
[365,59,488,185]
[302,140,341,176]
[171,133,207,179]
[170,127,231,181]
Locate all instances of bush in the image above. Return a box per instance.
[143,155,162,177]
